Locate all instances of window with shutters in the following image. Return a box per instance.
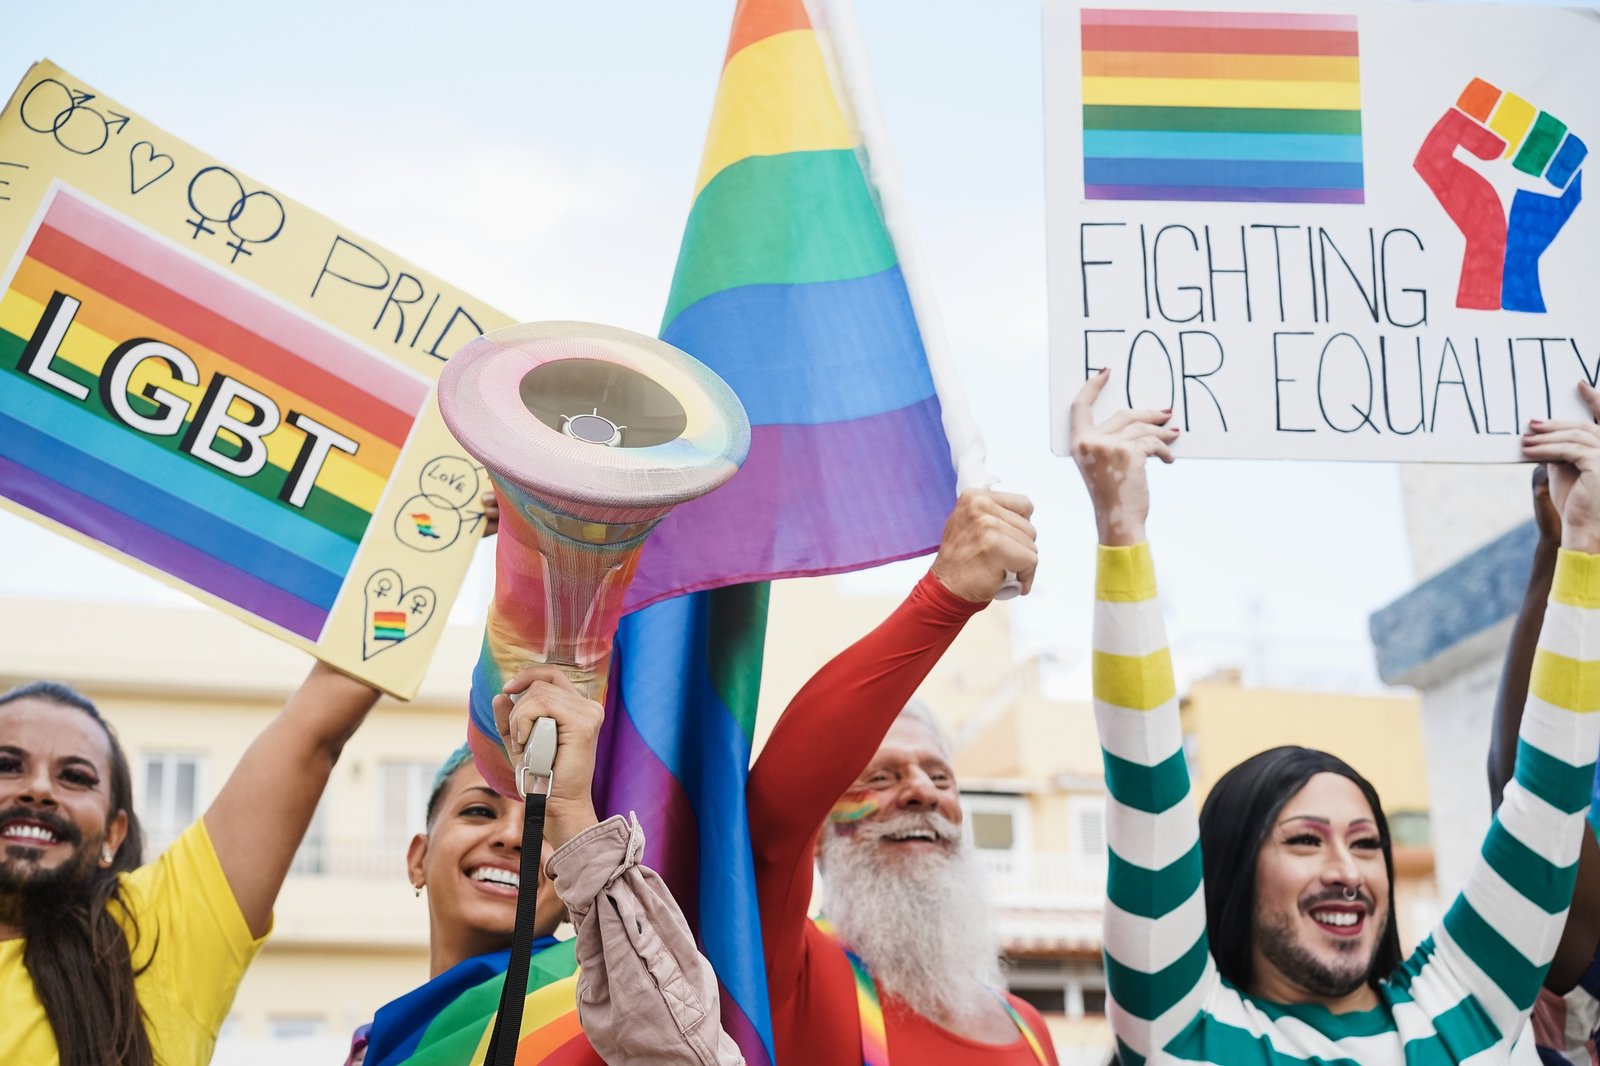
[141,753,205,853]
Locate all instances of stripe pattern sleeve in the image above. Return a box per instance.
[1093,543,1217,1063]
[1426,549,1600,1052]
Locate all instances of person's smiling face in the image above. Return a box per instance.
[825,714,963,864]
[409,763,562,954]
[1249,772,1391,1006]
[0,698,127,891]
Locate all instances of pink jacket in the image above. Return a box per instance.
[547,814,744,1066]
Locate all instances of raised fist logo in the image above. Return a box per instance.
[1414,78,1586,313]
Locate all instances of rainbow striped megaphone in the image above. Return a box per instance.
[437,321,750,796]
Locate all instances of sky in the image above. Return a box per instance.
[3,0,1566,695]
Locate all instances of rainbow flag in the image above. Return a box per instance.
[411,512,440,538]
[361,941,598,1066]
[613,0,958,613]
[589,2,963,1063]
[0,186,426,640]
[1081,8,1365,204]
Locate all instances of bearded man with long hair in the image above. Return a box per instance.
[0,664,381,1066]
[749,490,1059,1064]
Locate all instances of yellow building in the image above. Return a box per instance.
[1181,669,1432,812]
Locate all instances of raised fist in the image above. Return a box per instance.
[1414,78,1586,313]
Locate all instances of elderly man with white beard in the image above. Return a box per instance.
[748,490,1059,1065]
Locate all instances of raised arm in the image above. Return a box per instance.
[747,490,1037,1006]
[204,497,509,937]
[1429,388,1600,1039]
[1490,467,1563,808]
[204,661,381,937]
[1487,468,1600,995]
[1069,371,1211,1062]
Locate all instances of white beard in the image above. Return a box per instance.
[819,810,1005,1025]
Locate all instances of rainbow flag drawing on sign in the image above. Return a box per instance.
[411,512,440,538]
[1081,8,1365,203]
[583,2,969,1063]
[372,610,408,642]
[0,185,427,641]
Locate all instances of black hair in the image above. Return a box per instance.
[1196,745,1402,995]
[2,680,99,717]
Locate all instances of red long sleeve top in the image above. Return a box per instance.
[748,572,1059,1065]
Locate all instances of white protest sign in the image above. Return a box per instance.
[1045,1,1600,461]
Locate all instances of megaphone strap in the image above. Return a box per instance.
[482,790,549,1066]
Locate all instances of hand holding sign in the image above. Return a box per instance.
[1068,369,1178,547]
[1522,383,1600,553]
[1415,79,1587,313]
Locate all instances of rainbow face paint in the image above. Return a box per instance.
[828,795,878,825]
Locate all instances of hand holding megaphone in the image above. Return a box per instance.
[443,322,749,1064]
[929,488,1038,604]
[492,666,603,850]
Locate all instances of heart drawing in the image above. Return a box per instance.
[128,140,174,195]
[362,568,437,660]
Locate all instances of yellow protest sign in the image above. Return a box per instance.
[0,60,513,698]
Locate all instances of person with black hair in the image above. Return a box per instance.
[1488,465,1600,1063]
[1070,369,1600,1063]
[0,663,380,1066]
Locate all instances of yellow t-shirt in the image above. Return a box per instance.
[0,818,268,1064]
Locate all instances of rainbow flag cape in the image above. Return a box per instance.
[591,2,971,1063]
[361,940,598,1066]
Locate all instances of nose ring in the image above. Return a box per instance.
[1342,886,1359,902]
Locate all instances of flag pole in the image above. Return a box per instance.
[807,0,992,494]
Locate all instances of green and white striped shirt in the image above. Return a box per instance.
[1093,542,1600,1064]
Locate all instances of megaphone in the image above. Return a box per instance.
[438,320,750,797]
